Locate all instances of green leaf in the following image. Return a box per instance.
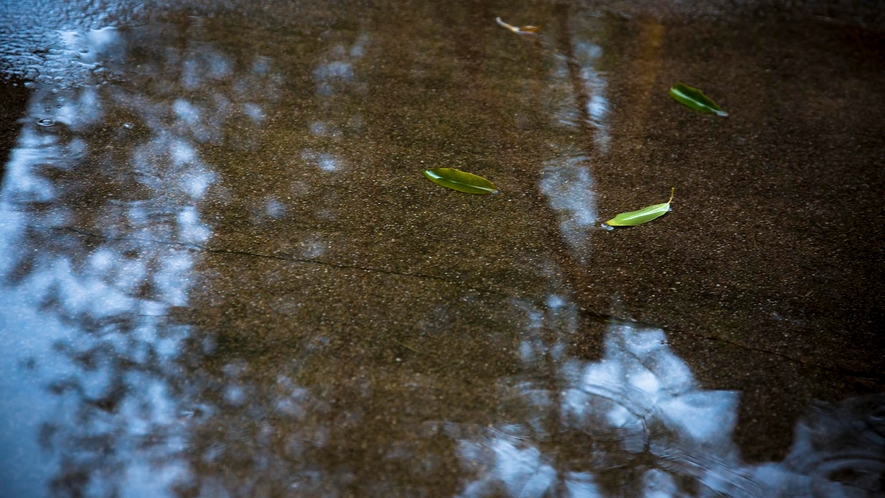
[605,188,674,227]
[669,83,728,116]
[423,168,499,194]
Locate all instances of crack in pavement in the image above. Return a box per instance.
[17,223,882,382]
[687,331,885,383]
[46,223,487,284]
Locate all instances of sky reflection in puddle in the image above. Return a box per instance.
[0,2,883,497]
[457,317,752,497]
[450,298,884,497]
[0,19,259,496]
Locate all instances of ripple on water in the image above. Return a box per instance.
[777,394,885,494]
[456,324,762,497]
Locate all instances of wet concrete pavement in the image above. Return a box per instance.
[1,1,884,496]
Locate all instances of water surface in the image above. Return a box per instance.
[1,1,883,496]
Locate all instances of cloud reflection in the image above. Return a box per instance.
[0,18,278,497]
[457,316,752,496]
[0,6,881,498]
[456,296,883,497]
[539,155,598,261]
[551,39,611,155]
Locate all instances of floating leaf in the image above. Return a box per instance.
[495,17,539,35]
[669,83,728,116]
[605,188,674,227]
[423,168,499,194]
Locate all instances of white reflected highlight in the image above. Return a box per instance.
[314,60,354,81]
[550,40,611,154]
[458,296,884,497]
[0,20,286,497]
[539,155,597,259]
[2,130,58,203]
[243,102,265,123]
[459,440,557,498]
[301,149,345,173]
[56,87,103,130]
[173,99,201,126]
[457,298,756,497]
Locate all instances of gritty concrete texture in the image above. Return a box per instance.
[0,1,883,496]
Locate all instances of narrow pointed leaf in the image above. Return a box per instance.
[605,188,674,227]
[669,83,728,116]
[495,17,539,35]
[423,168,498,194]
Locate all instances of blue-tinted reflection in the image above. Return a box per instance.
[456,296,883,497]
[0,18,276,496]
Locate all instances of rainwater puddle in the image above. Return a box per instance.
[1,1,884,496]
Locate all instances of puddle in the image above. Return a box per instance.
[1,0,884,496]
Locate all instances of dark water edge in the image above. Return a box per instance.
[0,76,30,184]
[1,0,883,496]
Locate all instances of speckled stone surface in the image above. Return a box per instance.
[0,0,883,496]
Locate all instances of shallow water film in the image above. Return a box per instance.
[1,0,884,496]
